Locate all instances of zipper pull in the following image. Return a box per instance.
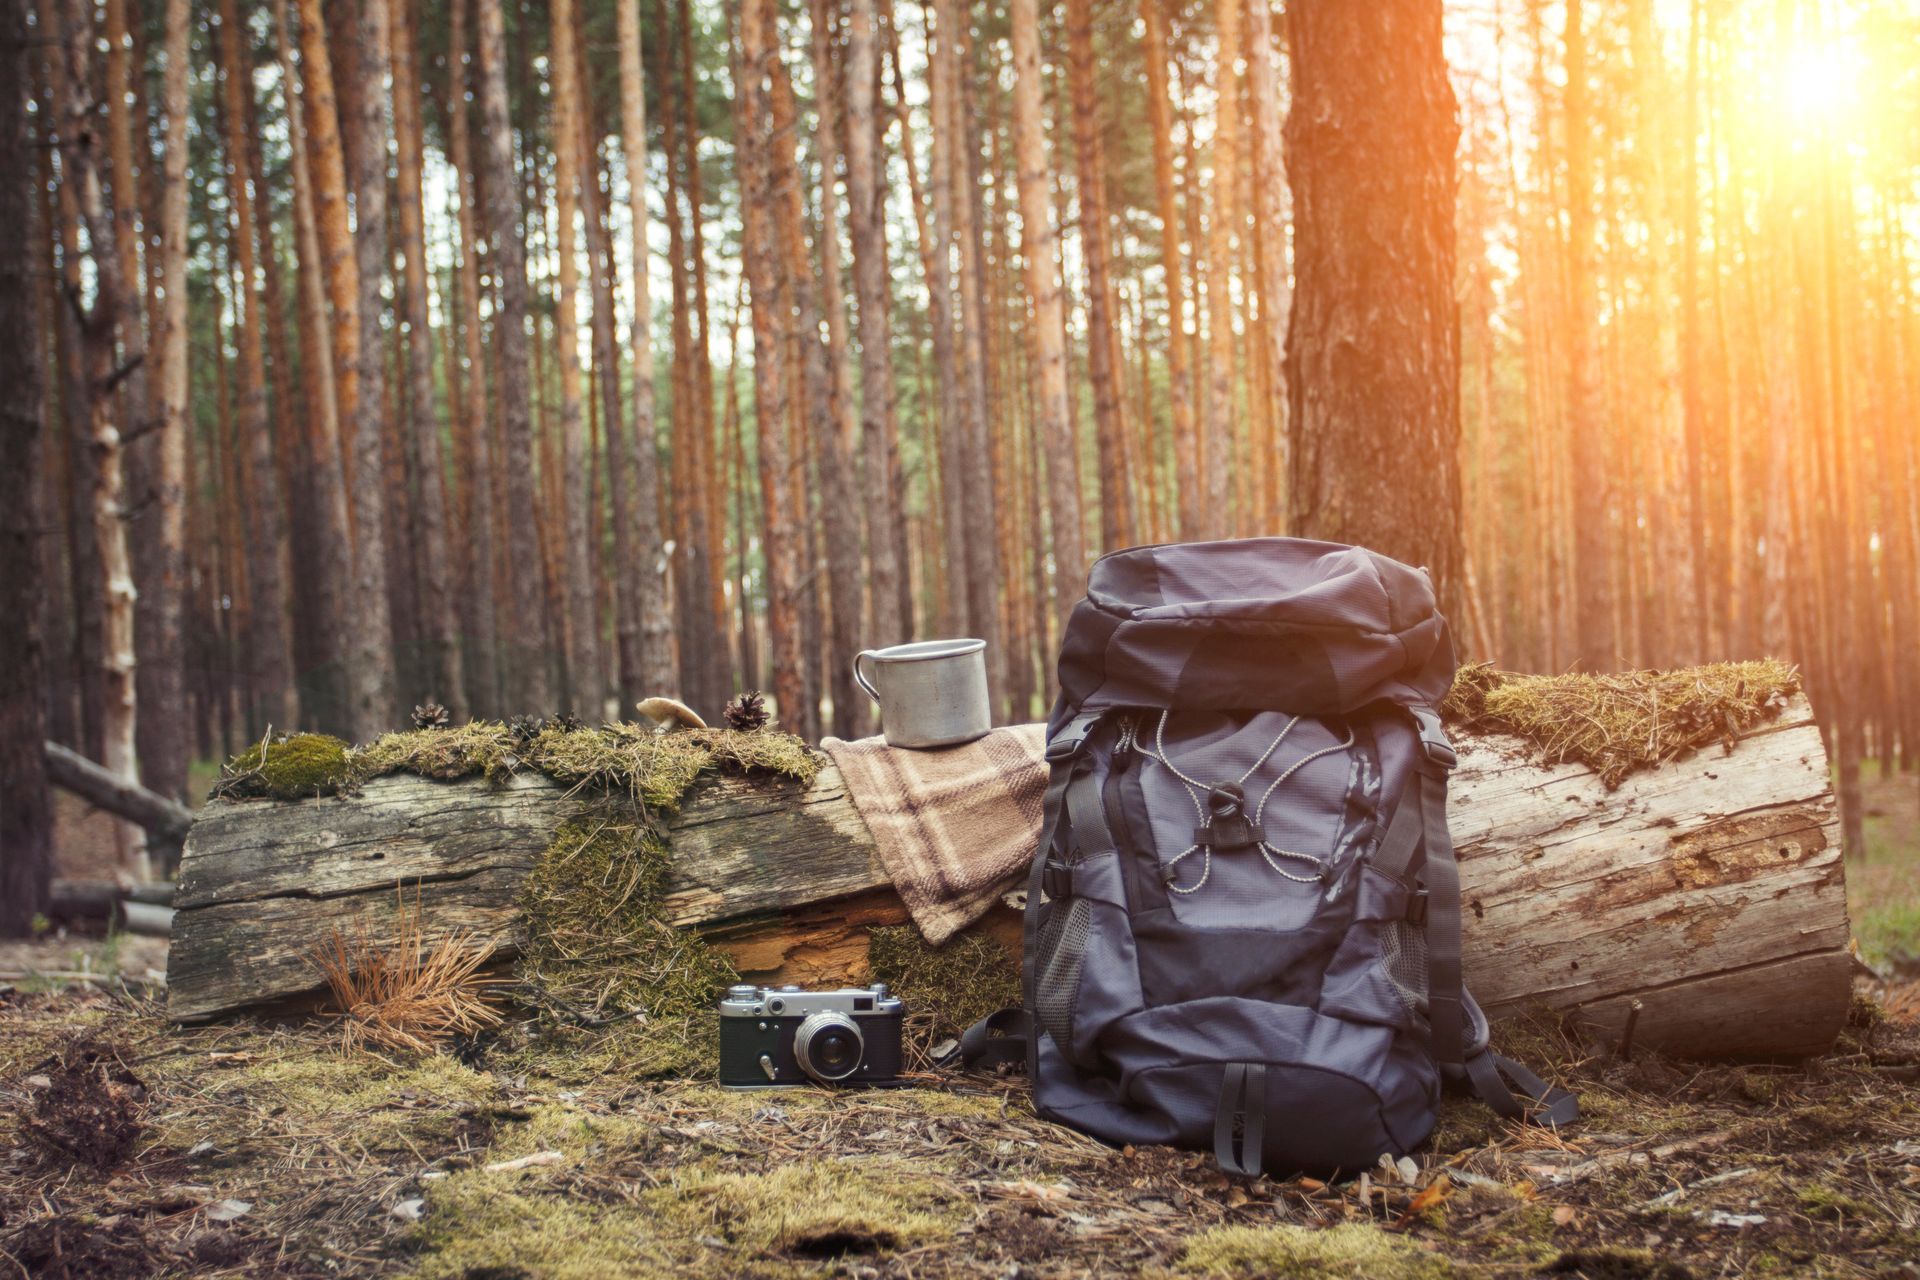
[1111,716,1135,771]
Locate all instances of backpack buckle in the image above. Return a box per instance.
[1410,706,1457,774]
[1406,889,1430,925]
[1041,858,1074,900]
[1196,784,1263,851]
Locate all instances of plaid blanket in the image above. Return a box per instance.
[821,724,1048,945]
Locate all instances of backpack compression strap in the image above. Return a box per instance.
[1375,708,1580,1129]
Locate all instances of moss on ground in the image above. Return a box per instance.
[868,924,1019,1042]
[214,733,356,800]
[1174,1222,1456,1278]
[650,1157,957,1256]
[1441,659,1799,787]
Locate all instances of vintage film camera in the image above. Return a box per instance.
[718,983,905,1087]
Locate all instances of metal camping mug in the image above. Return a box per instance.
[852,639,991,749]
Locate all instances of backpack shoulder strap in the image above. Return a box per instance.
[1385,706,1579,1128]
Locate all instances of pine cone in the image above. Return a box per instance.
[412,701,450,730]
[724,691,770,731]
[507,714,546,744]
[550,712,584,733]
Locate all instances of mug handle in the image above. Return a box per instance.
[852,651,882,704]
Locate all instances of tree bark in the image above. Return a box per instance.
[843,0,907,649]
[445,0,501,719]
[1560,0,1615,671]
[0,0,53,934]
[213,0,298,739]
[1243,0,1290,534]
[1198,0,1244,539]
[614,0,676,705]
[1140,0,1199,542]
[52,0,144,880]
[1284,0,1467,620]
[339,0,400,737]
[274,0,356,737]
[167,695,1852,1066]
[735,0,807,734]
[1065,0,1130,551]
[476,0,553,714]
[807,0,865,739]
[391,0,466,721]
[1008,0,1085,630]
[547,0,602,718]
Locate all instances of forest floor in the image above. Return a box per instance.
[2,776,1918,1278]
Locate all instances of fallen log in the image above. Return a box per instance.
[45,740,195,871]
[168,695,1849,1059]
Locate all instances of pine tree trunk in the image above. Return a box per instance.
[213,0,298,741]
[918,0,970,642]
[0,0,53,935]
[1244,0,1290,534]
[1284,0,1466,618]
[843,0,907,649]
[1140,0,1199,541]
[1008,0,1085,626]
[1199,0,1243,539]
[274,0,355,736]
[476,0,553,714]
[807,0,865,739]
[1065,0,1129,551]
[735,0,806,733]
[614,0,676,704]
[546,0,601,718]
[446,0,501,719]
[390,0,465,720]
[1561,0,1615,671]
[336,0,399,738]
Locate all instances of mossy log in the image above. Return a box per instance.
[168,696,1849,1059]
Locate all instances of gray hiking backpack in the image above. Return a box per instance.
[959,538,1577,1176]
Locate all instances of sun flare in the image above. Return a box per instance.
[1773,39,1867,132]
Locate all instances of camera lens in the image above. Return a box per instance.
[793,1012,865,1083]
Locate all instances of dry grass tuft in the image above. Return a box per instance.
[312,889,507,1056]
[1441,659,1800,787]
